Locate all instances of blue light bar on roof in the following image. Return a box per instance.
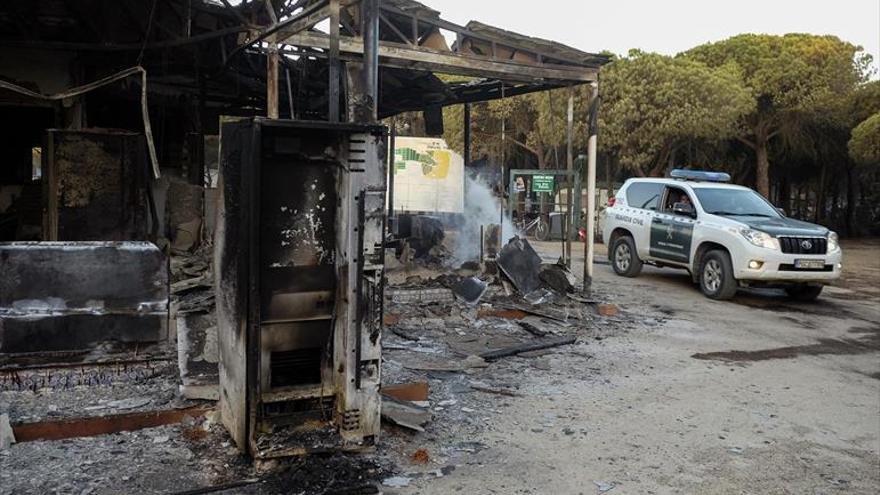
[669,169,731,183]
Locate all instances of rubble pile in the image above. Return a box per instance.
[170,240,219,400]
[1,234,634,495]
[376,236,627,485]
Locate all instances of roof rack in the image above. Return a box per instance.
[669,169,731,183]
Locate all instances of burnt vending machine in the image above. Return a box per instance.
[215,119,386,459]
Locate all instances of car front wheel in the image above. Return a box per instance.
[699,250,738,300]
[611,236,642,277]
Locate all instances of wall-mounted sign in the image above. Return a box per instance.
[531,174,555,193]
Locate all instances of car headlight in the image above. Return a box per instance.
[740,228,780,250]
[827,231,839,252]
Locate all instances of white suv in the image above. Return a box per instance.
[602,170,842,301]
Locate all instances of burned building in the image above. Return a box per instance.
[0,0,607,467]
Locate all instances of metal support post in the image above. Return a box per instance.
[363,0,379,122]
[388,127,396,235]
[463,103,471,165]
[328,0,341,122]
[565,86,574,267]
[584,83,599,293]
[500,83,506,228]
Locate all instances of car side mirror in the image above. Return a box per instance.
[775,207,786,217]
[672,202,696,218]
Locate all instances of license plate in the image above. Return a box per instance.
[794,259,825,269]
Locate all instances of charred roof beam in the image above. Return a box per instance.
[280,31,597,83]
[378,12,413,46]
[377,3,596,68]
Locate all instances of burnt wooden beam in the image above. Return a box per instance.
[267,45,280,117]
[272,0,334,40]
[340,15,357,36]
[479,336,576,361]
[378,3,589,67]
[273,47,570,111]
[220,0,255,27]
[266,0,281,22]
[280,0,310,17]
[0,26,248,51]
[378,12,413,46]
[282,32,597,83]
[265,0,281,119]
[12,406,212,442]
[411,15,419,45]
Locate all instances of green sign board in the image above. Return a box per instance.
[531,175,555,193]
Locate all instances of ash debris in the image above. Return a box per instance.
[374,233,644,490]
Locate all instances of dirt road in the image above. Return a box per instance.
[389,240,880,494]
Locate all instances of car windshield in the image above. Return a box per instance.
[692,187,781,218]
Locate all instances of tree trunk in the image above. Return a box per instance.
[755,137,770,198]
[815,161,828,223]
[649,143,674,177]
[605,155,614,196]
[845,165,856,236]
[779,176,791,214]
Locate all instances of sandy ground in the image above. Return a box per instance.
[386,239,880,495]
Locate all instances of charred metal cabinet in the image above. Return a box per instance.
[215,119,386,458]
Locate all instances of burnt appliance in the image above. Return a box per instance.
[215,119,387,458]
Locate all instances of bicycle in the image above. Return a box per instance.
[515,212,551,241]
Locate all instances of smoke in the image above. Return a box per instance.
[453,176,519,262]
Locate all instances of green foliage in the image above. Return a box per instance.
[443,87,588,169]
[443,97,534,165]
[599,52,753,176]
[683,34,870,195]
[849,81,880,125]
[685,34,868,114]
[849,112,880,164]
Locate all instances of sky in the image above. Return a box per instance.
[435,0,880,77]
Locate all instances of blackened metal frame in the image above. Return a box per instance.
[216,117,387,458]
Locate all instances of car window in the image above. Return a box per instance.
[692,187,781,218]
[662,187,694,213]
[625,182,664,211]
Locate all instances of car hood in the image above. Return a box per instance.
[726,215,830,237]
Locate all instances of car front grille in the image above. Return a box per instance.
[778,236,827,255]
[778,264,833,272]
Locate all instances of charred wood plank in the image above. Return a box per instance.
[281,32,597,83]
[12,406,212,442]
[516,321,548,337]
[479,336,575,361]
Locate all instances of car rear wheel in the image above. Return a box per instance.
[785,284,823,301]
[611,236,642,277]
[699,250,738,300]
